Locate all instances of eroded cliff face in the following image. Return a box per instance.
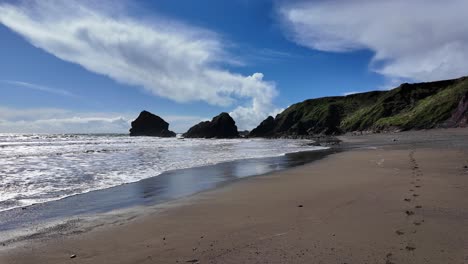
[444,92,468,128]
[249,76,468,137]
[130,111,176,137]
[183,112,239,139]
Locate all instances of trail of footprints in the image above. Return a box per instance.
[386,150,425,264]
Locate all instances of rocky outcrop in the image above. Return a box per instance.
[249,76,468,137]
[183,112,239,138]
[129,111,176,137]
[248,116,276,137]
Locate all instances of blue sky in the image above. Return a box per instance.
[0,0,467,133]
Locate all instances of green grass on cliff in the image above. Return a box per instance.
[269,77,468,135]
[374,79,468,130]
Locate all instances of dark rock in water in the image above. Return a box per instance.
[238,130,250,137]
[183,112,239,138]
[130,111,176,137]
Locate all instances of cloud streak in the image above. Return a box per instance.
[0,0,278,129]
[1,80,78,97]
[279,0,468,82]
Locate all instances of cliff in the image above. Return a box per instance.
[249,76,468,137]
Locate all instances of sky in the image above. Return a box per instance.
[0,0,467,133]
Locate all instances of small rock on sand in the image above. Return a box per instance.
[70,254,77,259]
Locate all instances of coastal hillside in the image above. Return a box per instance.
[250,76,468,137]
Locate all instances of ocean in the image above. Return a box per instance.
[0,133,326,213]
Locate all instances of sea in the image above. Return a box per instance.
[0,133,327,213]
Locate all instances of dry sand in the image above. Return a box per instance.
[2,129,468,263]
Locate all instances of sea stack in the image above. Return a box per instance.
[248,116,276,137]
[129,111,176,137]
[183,112,239,138]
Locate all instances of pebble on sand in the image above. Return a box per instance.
[70,254,77,259]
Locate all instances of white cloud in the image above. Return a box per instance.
[0,107,203,133]
[279,0,468,82]
[0,80,78,97]
[0,0,278,130]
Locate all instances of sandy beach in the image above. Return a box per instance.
[2,129,468,263]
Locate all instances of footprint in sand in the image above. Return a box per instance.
[413,194,419,197]
[385,253,395,264]
[405,210,415,216]
[405,245,416,251]
[404,198,411,202]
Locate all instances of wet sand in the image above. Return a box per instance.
[2,129,468,263]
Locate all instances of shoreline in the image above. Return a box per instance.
[2,128,468,263]
[0,135,327,214]
[0,145,333,248]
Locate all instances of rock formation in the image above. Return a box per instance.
[129,111,176,137]
[248,116,276,137]
[183,112,239,138]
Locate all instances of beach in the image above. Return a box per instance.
[2,129,468,263]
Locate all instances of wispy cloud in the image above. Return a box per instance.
[279,0,468,82]
[0,0,279,129]
[1,80,78,97]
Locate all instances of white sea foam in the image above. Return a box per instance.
[0,134,325,212]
